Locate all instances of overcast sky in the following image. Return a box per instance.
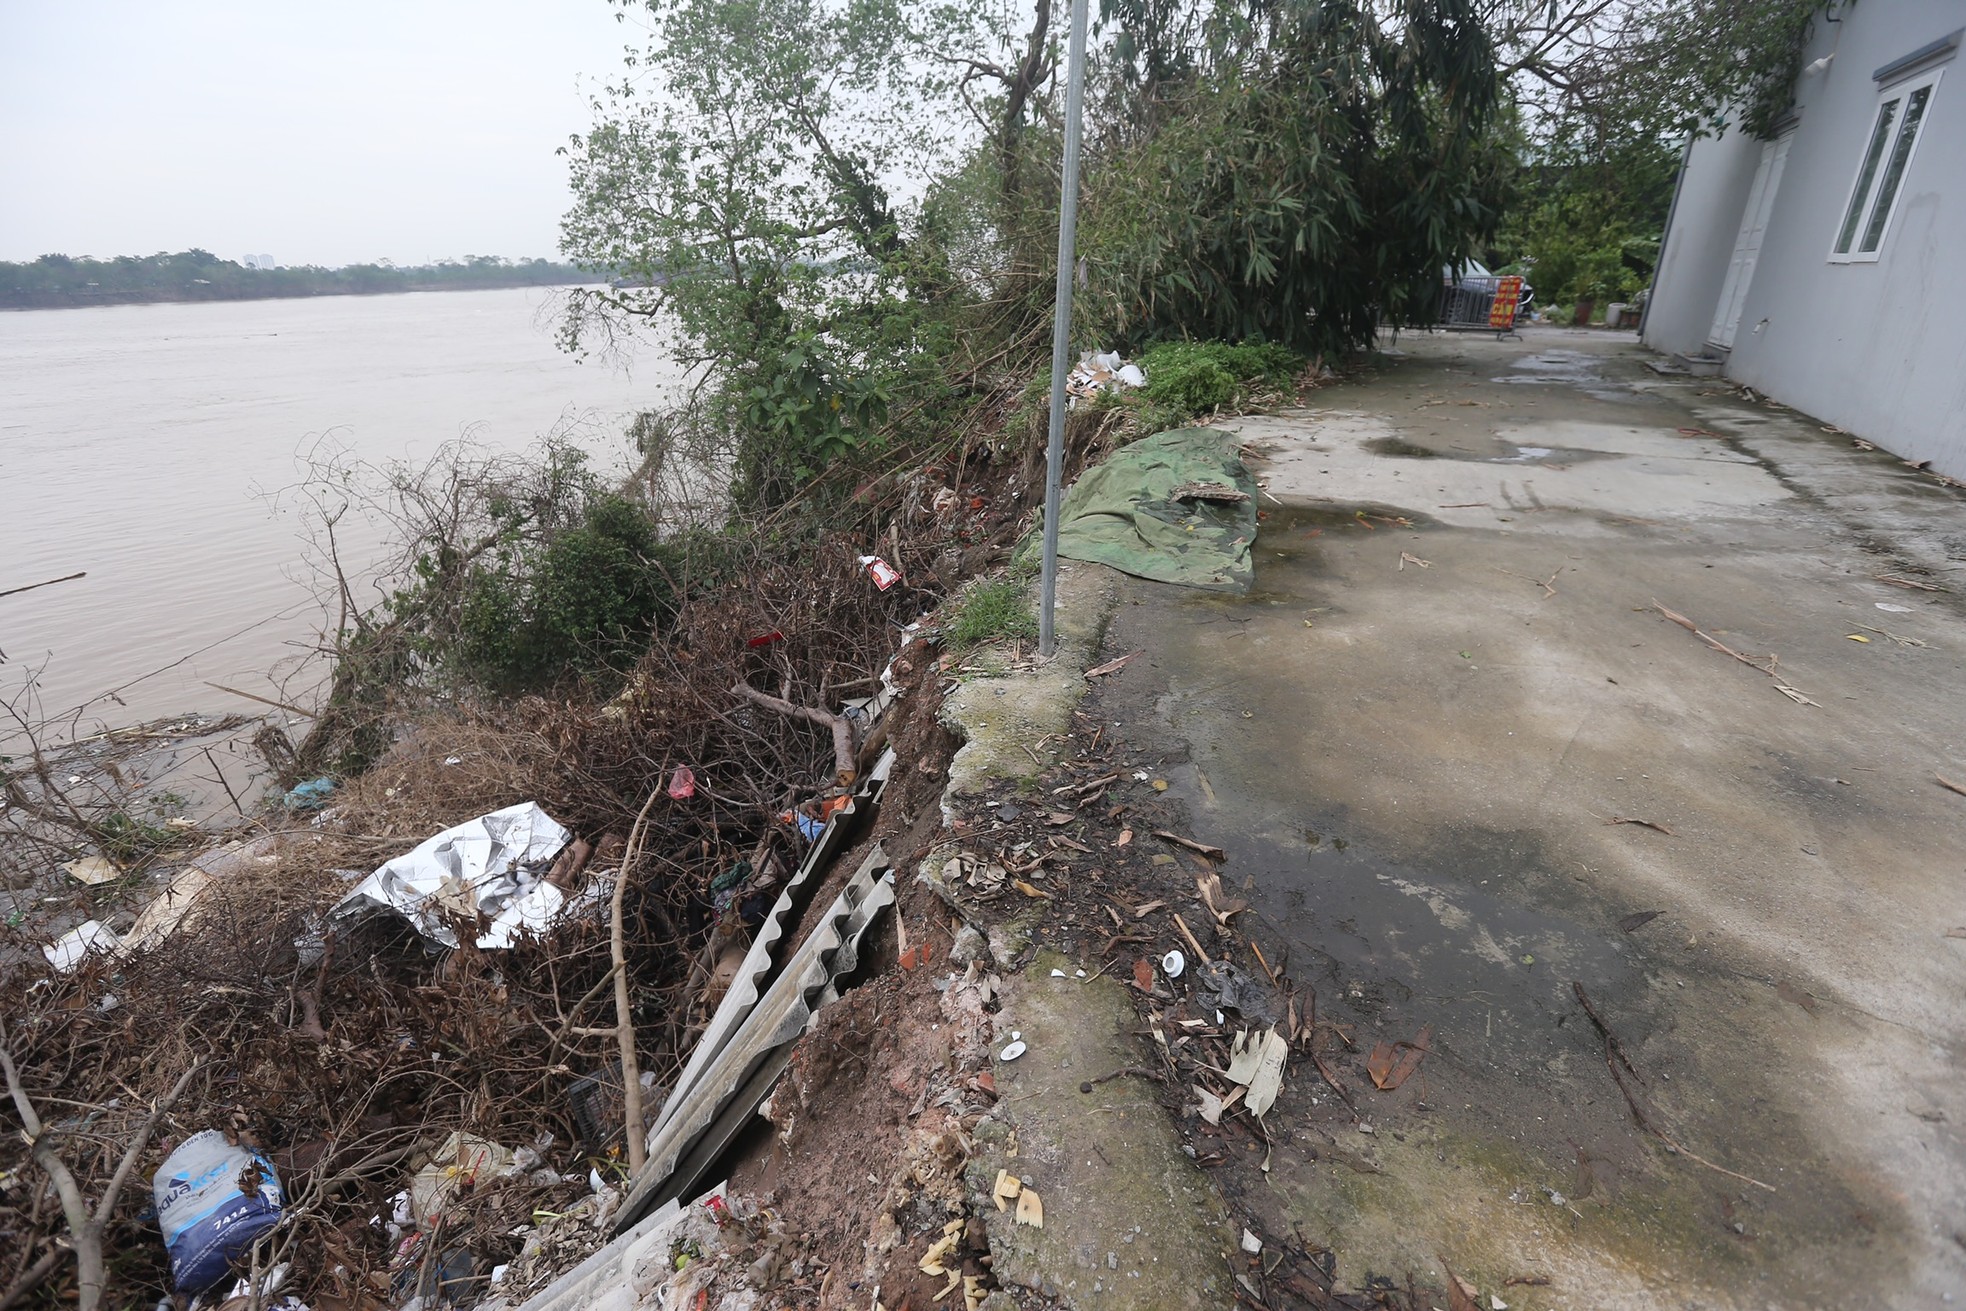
[0,1,639,267]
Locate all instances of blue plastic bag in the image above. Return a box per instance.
[152,1130,283,1292]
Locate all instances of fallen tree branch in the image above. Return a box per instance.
[1570,982,1774,1192]
[0,571,86,600]
[1652,600,1818,706]
[0,1248,68,1311]
[613,785,666,1174]
[730,681,857,784]
[1,1037,205,1311]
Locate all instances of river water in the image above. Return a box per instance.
[0,288,677,737]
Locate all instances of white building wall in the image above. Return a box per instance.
[1644,130,1763,356]
[1645,4,1966,476]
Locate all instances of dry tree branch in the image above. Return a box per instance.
[0,1036,205,1311]
[613,784,667,1174]
[729,681,857,784]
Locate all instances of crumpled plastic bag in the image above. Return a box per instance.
[409,1133,515,1228]
[325,803,571,949]
[1194,958,1277,1025]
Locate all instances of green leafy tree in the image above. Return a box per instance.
[1076,0,1511,355]
[1480,1,1837,309]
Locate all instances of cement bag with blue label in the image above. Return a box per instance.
[152,1130,284,1291]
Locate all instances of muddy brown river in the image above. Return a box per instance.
[0,287,676,736]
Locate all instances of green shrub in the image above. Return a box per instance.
[1136,340,1301,418]
[945,578,1038,647]
[452,494,675,692]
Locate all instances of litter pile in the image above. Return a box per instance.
[0,504,1002,1311]
[1065,351,1147,405]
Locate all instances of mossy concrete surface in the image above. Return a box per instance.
[940,560,1119,809]
[968,952,1237,1310]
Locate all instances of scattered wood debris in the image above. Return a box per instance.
[1014,1187,1044,1229]
[1154,829,1225,860]
[1653,600,1817,705]
[1497,565,1562,597]
[1571,981,1775,1193]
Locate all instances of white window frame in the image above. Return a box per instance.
[1829,66,1943,263]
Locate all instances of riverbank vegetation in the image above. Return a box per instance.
[0,4,1851,1307]
[0,250,597,310]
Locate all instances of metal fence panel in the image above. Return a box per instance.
[1436,275,1523,335]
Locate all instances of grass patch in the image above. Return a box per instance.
[945,578,1038,647]
[1137,340,1300,415]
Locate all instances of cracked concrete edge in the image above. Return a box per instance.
[965,951,1240,1311]
[938,561,1122,820]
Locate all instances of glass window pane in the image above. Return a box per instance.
[1836,98,1899,254]
[1858,85,1932,253]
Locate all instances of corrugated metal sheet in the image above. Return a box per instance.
[612,843,895,1230]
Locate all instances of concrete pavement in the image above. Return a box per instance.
[1095,328,1966,1308]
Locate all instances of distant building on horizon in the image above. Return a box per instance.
[240,253,277,270]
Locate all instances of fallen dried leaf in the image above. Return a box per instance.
[1775,980,1820,1017]
[1935,774,1966,798]
[1012,879,1052,900]
[1085,650,1142,678]
[1195,871,1248,928]
[1132,958,1155,992]
[1132,899,1165,917]
[1365,1025,1433,1090]
[1399,551,1432,570]
[1197,1087,1226,1125]
[1946,927,1966,940]
[1605,816,1675,836]
[1441,1260,1482,1311]
[1846,633,1871,643]
[1618,910,1664,933]
[1242,1029,1290,1116]
[1114,829,1133,848]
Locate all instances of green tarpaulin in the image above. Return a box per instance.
[1055,426,1257,592]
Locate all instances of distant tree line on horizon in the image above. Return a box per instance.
[0,250,603,309]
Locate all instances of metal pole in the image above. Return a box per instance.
[1038,0,1091,658]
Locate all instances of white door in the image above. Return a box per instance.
[1709,130,1795,350]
